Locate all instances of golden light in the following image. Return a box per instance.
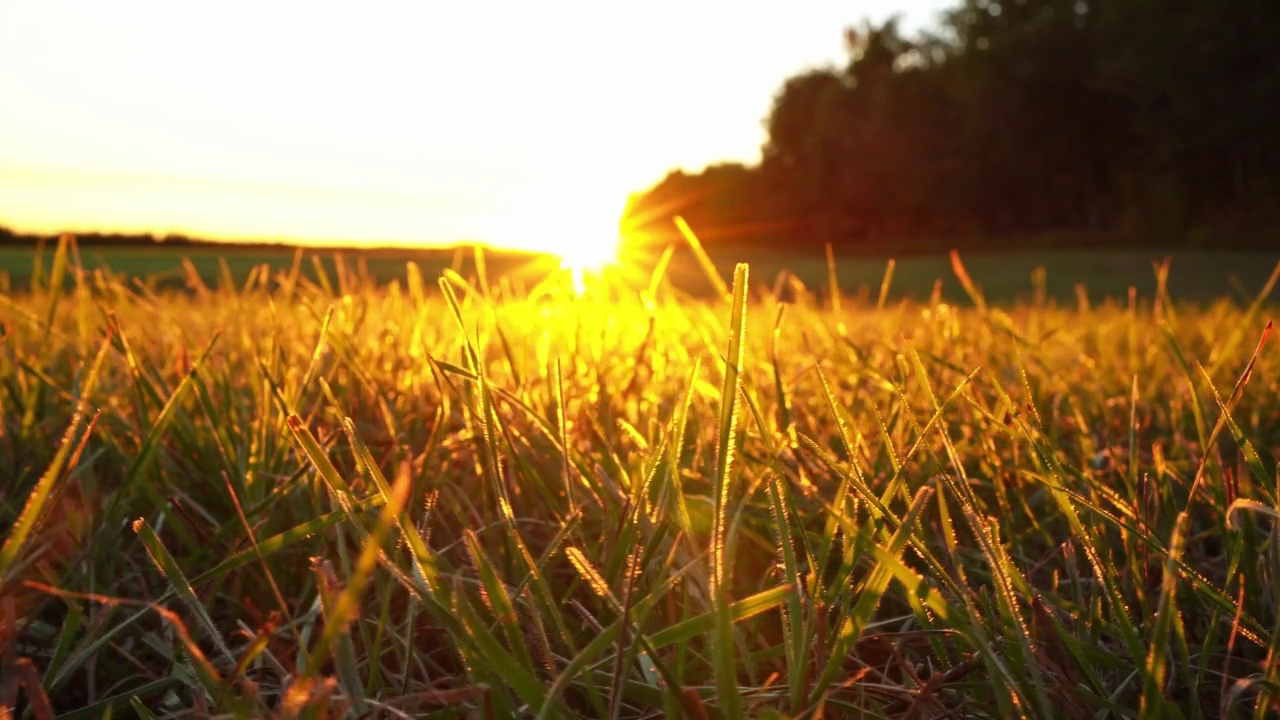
[486,178,630,293]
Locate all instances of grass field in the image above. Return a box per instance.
[3,240,1279,305]
[3,234,1280,718]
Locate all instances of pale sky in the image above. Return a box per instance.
[0,0,948,253]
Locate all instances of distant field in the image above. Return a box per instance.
[0,243,546,295]
[2,242,1277,305]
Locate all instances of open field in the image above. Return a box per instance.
[3,241,1279,305]
[3,236,1280,718]
[0,244,547,298]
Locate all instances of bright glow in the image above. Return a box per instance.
[0,1,949,250]
[486,177,628,293]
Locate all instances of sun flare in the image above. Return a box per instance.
[486,179,629,292]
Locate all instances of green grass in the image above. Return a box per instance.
[3,233,1280,718]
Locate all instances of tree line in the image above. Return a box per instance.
[0,226,206,248]
[622,0,1280,254]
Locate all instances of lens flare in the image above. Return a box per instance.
[485,179,628,293]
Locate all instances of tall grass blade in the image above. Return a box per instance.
[41,233,71,331]
[711,262,749,717]
[877,258,896,311]
[765,473,808,712]
[342,418,442,594]
[674,216,730,301]
[647,584,794,649]
[646,242,677,303]
[950,249,987,311]
[132,519,235,666]
[825,242,842,318]
[554,358,576,514]
[1184,321,1271,508]
[810,484,935,705]
[463,529,537,676]
[299,462,412,711]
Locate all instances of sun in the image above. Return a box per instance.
[553,205,626,293]
[485,178,629,292]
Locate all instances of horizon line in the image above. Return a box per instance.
[0,220,560,255]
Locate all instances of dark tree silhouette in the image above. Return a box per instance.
[625,0,1280,254]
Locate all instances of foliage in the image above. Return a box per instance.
[624,0,1280,252]
[3,236,1280,717]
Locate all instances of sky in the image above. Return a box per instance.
[0,0,950,255]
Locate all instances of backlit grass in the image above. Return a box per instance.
[2,234,1280,718]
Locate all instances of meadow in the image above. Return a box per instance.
[2,234,1280,718]
[4,240,1280,305]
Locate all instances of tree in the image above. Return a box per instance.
[621,1,1280,253]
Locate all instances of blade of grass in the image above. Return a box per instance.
[298,461,413,711]
[1140,512,1190,720]
[645,242,677,303]
[674,216,729,301]
[132,518,236,666]
[41,233,71,331]
[647,584,795,649]
[766,473,808,713]
[810,484,936,705]
[1184,321,1271,510]
[825,242,843,331]
[710,262,749,718]
[463,529,538,678]
[0,327,112,581]
[554,358,576,515]
[877,258,896,311]
[950,249,987,311]
[96,333,221,543]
